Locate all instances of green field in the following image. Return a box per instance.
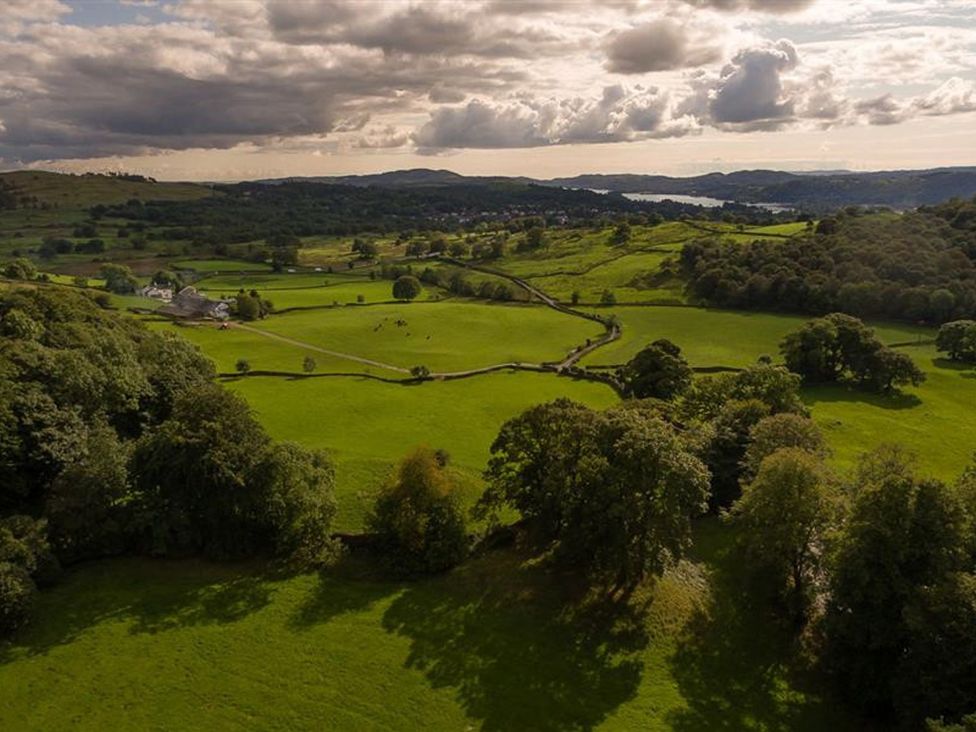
[0,170,211,207]
[527,250,681,304]
[174,259,274,273]
[808,345,976,481]
[250,302,604,373]
[0,519,851,731]
[197,274,441,310]
[228,371,617,529]
[584,306,933,368]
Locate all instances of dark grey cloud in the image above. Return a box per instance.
[265,0,357,43]
[265,1,570,59]
[413,84,694,152]
[0,4,534,162]
[429,85,467,104]
[0,56,338,161]
[413,99,549,151]
[706,40,798,128]
[605,19,722,74]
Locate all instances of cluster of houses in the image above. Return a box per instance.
[152,285,231,319]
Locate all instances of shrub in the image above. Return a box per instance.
[0,563,36,636]
[393,275,423,301]
[367,447,467,575]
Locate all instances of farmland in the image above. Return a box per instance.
[2,170,975,732]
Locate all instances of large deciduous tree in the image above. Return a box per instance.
[617,338,692,400]
[480,400,709,588]
[730,448,839,620]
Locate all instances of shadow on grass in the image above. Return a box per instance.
[379,550,649,732]
[0,558,279,662]
[289,556,401,629]
[802,383,922,411]
[666,526,848,732]
[933,358,976,378]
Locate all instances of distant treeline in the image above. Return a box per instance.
[93,181,796,244]
[680,197,976,323]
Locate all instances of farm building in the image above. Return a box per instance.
[158,286,230,319]
[139,284,173,301]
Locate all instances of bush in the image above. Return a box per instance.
[3,258,37,280]
[367,447,467,575]
[0,562,37,636]
[392,275,423,301]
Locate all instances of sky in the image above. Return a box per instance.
[1,0,975,180]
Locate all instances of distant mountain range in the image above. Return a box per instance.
[258,166,976,210]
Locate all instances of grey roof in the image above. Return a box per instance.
[158,286,229,319]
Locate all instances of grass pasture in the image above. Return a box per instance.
[174,259,273,274]
[147,320,363,374]
[0,170,211,207]
[228,371,618,529]
[808,345,976,481]
[0,520,852,731]
[250,301,604,373]
[585,306,933,369]
[195,272,440,310]
[527,250,682,304]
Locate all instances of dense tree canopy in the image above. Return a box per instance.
[781,313,925,393]
[731,448,839,620]
[479,399,710,588]
[823,447,976,727]
[0,288,339,634]
[392,275,423,301]
[617,338,692,400]
[680,200,976,324]
[936,320,976,363]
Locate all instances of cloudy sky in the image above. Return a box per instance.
[1,0,975,180]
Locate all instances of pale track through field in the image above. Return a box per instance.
[219,264,622,387]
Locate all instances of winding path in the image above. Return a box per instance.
[190,256,627,392]
[436,256,622,371]
[231,323,411,374]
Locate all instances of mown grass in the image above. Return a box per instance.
[196,273,441,310]
[250,301,604,372]
[0,520,852,731]
[227,371,618,529]
[146,320,362,374]
[584,306,933,368]
[808,345,976,481]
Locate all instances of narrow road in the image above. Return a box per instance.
[438,256,622,371]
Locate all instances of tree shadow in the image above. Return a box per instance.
[1,558,277,661]
[288,555,400,629]
[803,384,922,411]
[380,550,649,731]
[932,357,974,371]
[666,530,846,732]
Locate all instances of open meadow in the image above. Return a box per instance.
[0,520,853,732]
[228,371,618,529]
